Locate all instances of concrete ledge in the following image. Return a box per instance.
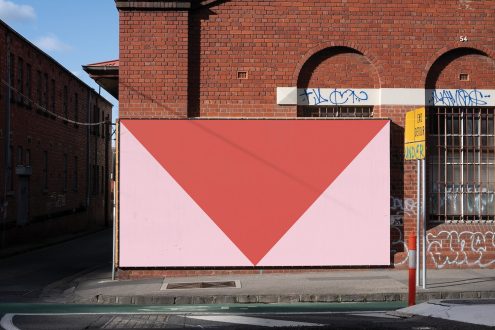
[88,291,495,305]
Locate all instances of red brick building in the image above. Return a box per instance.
[0,20,113,249]
[112,0,495,277]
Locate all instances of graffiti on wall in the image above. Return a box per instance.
[392,229,495,268]
[429,89,492,107]
[390,196,416,266]
[427,231,495,268]
[299,88,370,106]
[391,219,409,266]
[391,196,417,218]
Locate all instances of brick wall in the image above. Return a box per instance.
[0,20,113,247]
[119,11,189,118]
[427,49,495,89]
[116,0,495,275]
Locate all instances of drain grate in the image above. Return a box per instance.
[161,280,241,290]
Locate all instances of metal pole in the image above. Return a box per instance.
[112,181,116,281]
[422,158,427,289]
[416,159,421,286]
[112,122,119,281]
[408,235,417,306]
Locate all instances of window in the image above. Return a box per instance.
[26,64,32,107]
[73,156,78,192]
[17,57,23,103]
[25,149,30,166]
[43,73,48,109]
[9,53,15,100]
[428,107,495,222]
[298,106,373,118]
[43,151,48,190]
[36,70,42,106]
[63,85,68,119]
[17,146,23,165]
[7,145,13,191]
[92,106,99,136]
[74,93,79,122]
[63,153,68,192]
[50,79,55,114]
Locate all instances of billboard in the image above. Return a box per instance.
[119,119,390,267]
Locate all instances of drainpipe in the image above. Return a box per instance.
[1,32,11,248]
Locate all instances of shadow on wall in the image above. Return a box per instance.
[389,122,406,266]
[188,1,231,118]
[296,46,380,117]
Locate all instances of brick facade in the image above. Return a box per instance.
[116,0,495,277]
[0,20,113,247]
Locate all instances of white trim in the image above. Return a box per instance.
[276,87,298,105]
[185,315,325,327]
[0,314,20,330]
[381,88,424,106]
[276,87,495,107]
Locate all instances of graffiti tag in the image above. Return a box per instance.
[299,88,369,106]
[429,89,491,107]
[427,231,495,269]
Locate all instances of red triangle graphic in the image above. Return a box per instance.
[123,120,388,265]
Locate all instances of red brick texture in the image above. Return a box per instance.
[116,0,495,277]
[119,11,189,118]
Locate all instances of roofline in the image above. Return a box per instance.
[0,19,113,107]
[84,59,119,67]
[115,0,193,10]
[114,0,227,11]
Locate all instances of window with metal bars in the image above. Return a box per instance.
[298,106,373,118]
[428,107,495,222]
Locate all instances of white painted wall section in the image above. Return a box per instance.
[276,88,495,107]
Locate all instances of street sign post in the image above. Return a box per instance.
[405,107,425,160]
[404,107,427,290]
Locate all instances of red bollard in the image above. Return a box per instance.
[408,235,417,306]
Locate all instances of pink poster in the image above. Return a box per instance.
[119,119,390,267]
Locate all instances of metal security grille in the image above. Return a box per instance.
[428,107,495,222]
[298,106,373,118]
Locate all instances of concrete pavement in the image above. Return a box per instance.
[398,299,495,327]
[0,230,111,303]
[50,267,495,305]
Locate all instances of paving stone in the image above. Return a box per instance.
[257,295,279,303]
[236,295,258,303]
[174,296,193,305]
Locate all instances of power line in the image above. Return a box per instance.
[1,79,112,126]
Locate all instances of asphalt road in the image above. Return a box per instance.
[0,229,112,302]
[0,303,491,330]
[0,310,488,329]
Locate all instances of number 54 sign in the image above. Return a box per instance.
[405,108,426,160]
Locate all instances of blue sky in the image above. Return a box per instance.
[0,0,119,120]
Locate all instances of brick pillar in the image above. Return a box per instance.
[117,1,192,118]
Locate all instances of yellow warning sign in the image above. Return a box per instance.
[405,107,426,160]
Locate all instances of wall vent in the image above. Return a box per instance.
[237,71,248,79]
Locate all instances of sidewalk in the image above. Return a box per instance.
[52,268,495,305]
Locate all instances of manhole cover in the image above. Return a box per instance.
[441,299,495,305]
[161,280,241,290]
